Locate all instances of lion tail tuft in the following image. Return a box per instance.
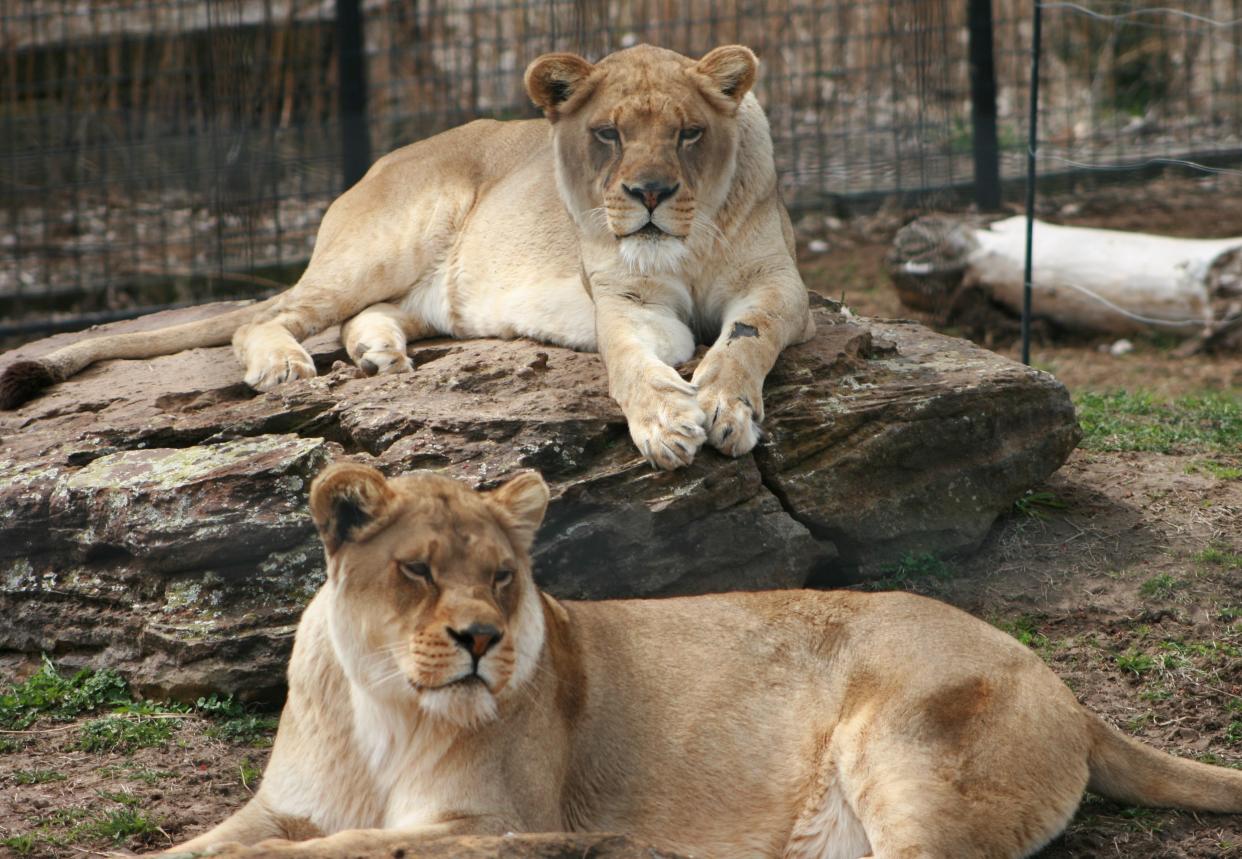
[0,299,277,410]
[0,360,57,410]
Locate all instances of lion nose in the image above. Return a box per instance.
[447,623,503,659]
[623,181,679,213]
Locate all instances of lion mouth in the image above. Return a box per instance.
[623,222,669,240]
[414,673,489,692]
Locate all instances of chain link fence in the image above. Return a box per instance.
[3,0,1241,337]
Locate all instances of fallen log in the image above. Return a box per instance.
[888,215,1242,351]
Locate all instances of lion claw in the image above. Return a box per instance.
[698,388,764,457]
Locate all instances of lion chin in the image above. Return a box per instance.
[617,232,690,276]
[416,680,499,729]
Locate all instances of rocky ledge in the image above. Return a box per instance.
[0,298,1079,700]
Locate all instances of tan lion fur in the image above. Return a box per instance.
[0,44,813,471]
[167,466,1242,859]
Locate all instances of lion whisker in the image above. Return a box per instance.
[692,211,726,247]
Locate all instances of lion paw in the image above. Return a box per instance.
[243,344,317,392]
[626,368,707,470]
[183,838,293,857]
[698,388,764,457]
[353,346,414,377]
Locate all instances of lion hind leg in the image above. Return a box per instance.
[784,776,870,859]
[838,743,1082,859]
[341,303,437,377]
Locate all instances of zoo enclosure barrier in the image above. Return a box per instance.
[2,0,1241,340]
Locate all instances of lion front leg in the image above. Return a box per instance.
[163,795,295,856]
[693,265,813,457]
[593,287,706,470]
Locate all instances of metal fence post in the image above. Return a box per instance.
[336,0,372,190]
[967,0,1001,211]
[1021,1,1044,367]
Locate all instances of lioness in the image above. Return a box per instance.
[165,464,1242,859]
[0,44,814,470]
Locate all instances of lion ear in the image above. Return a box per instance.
[309,462,399,555]
[525,53,596,120]
[692,45,758,108]
[488,470,550,551]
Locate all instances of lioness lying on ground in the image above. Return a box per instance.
[165,464,1242,859]
[0,44,814,471]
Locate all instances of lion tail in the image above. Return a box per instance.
[1086,713,1242,813]
[0,298,277,410]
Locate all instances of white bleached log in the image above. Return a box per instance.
[889,215,1242,336]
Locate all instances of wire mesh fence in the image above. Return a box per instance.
[2,0,1240,338]
[1024,2,1242,183]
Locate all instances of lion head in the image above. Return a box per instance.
[525,44,759,276]
[309,463,550,728]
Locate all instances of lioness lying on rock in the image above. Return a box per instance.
[0,44,814,471]
[165,464,1242,859]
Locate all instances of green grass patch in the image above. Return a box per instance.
[5,792,165,853]
[863,551,955,592]
[0,834,35,854]
[1139,685,1173,703]
[1158,637,1241,662]
[10,768,66,785]
[1117,805,1167,833]
[78,713,180,753]
[41,807,90,828]
[993,615,1050,651]
[96,789,141,806]
[240,757,263,790]
[1115,649,1155,676]
[79,807,160,843]
[98,762,176,784]
[1185,459,1242,480]
[0,657,199,754]
[0,656,127,729]
[1139,573,1181,601]
[1075,389,1241,453]
[1195,753,1242,771]
[196,694,278,747]
[1012,490,1068,519]
[1196,545,1242,570]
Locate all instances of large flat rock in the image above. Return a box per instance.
[0,299,1079,699]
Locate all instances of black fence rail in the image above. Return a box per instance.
[2,0,1241,337]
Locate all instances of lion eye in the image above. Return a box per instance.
[593,126,620,144]
[680,127,704,145]
[400,562,433,583]
[495,569,514,587]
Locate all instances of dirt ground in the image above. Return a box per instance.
[1,178,1240,857]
